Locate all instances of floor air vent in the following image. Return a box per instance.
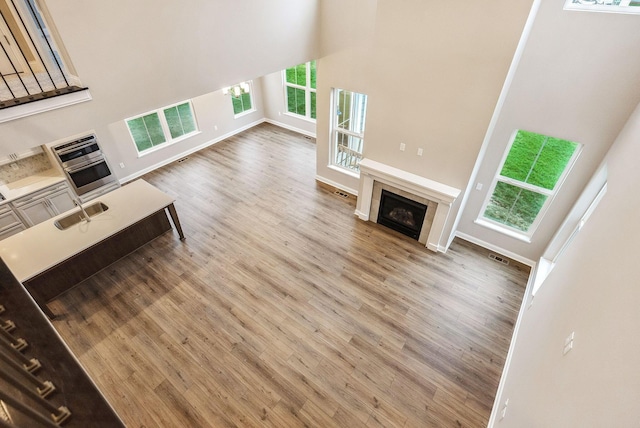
[489,253,510,265]
[177,157,189,163]
[334,190,350,199]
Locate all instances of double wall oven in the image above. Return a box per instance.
[51,134,119,201]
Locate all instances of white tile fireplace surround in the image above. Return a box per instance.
[355,158,461,252]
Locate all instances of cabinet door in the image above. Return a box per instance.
[15,199,55,227]
[0,223,26,240]
[0,209,23,230]
[48,188,76,215]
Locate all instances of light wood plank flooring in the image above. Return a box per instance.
[50,123,529,427]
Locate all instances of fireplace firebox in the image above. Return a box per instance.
[377,190,428,239]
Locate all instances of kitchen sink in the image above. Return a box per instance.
[54,202,109,230]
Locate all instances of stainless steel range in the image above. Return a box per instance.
[51,134,120,202]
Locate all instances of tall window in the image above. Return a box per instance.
[564,0,640,14]
[224,81,254,116]
[332,88,368,173]
[479,130,581,238]
[126,100,198,154]
[284,61,316,120]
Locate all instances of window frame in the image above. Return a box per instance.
[564,0,640,14]
[125,99,199,156]
[476,130,582,241]
[330,88,368,175]
[228,80,255,118]
[283,61,316,121]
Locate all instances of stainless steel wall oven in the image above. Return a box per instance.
[51,135,119,200]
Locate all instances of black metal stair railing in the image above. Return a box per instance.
[0,0,86,110]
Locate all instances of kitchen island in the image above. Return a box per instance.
[0,179,184,317]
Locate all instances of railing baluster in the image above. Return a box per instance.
[1,2,44,98]
[0,12,29,97]
[18,0,68,87]
[0,0,86,108]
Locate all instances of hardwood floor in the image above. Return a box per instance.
[50,123,529,427]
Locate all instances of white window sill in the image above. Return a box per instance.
[474,218,532,243]
[328,164,360,179]
[0,89,91,124]
[234,108,257,119]
[136,131,201,158]
[283,112,316,123]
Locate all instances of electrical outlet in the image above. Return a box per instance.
[400,143,406,151]
[10,163,19,171]
[417,148,423,156]
[476,183,483,191]
[119,162,125,169]
[500,399,509,420]
[563,331,575,355]
[214,125,218,131]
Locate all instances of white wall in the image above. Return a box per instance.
[315,0,532,233]
[456,0,640,261]
[492,100,640,427]
[0,0,319,180]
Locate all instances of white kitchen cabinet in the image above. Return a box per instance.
[0,204,26,240]
[0,146,44,166]
[12,182,76,227]
[0,223,26,240]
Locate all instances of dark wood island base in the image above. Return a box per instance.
[24,205,182,318]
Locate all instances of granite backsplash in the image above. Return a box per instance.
[0,153,52,185]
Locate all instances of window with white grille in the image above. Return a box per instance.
[331,88,368,173]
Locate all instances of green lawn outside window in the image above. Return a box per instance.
[232,93,252,115]
[127,101,197,154]
[483,130,580,233]
[285,61,316,119]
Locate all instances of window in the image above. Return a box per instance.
[224,81,254,116]
[479,130,581,239]
[126,101,198,154]
[284,61,316,120]
[564,0,640,14]
[331,88,368,173]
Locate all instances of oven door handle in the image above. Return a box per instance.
[66,158,106,173]
[55,140,98,155]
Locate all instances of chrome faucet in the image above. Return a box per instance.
[74,198,91,222]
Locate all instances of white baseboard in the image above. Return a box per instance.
[486,260,537,427]
[315,174,358,196]
[118,118,266,184]
[454,231,536,266]
[263,118,316,139]
[455,230,538,426]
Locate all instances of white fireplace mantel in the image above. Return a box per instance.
[355,158,461,252]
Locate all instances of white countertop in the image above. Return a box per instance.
[0,179,175,282]
[0,169,67,203]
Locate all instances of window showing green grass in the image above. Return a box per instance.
[126,101,198,155]
[232,92,252,115]
[127,113,166,152]
[164,103,197,139]
[284,61,316,120]
[482,130,580,235]
[565,0,640,14]
[227,81,254,116]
